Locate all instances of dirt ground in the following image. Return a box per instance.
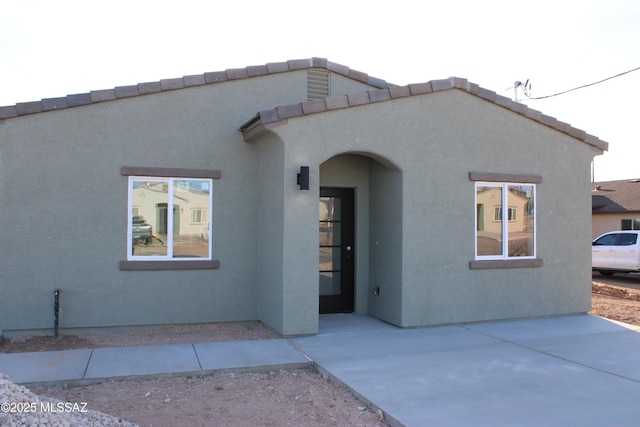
[590,281,640,326]
[30,370,386,427]
[0,321,280,354]
[2,281,639,427]
[1,321,387,427]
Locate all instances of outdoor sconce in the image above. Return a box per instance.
[297,166,310,190]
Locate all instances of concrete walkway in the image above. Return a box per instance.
[0,339,311,387]
[2,314,640,427]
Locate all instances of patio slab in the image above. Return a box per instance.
[292,314,640,427]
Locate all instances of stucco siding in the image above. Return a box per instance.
[2,69,377,335]
[254,133,286,333]
[267,89,596,328]
[0,65,601,336]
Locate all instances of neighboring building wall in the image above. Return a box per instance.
[593,213,640,239]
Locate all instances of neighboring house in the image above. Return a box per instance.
[592,179,640,238]
[0,58,608,337]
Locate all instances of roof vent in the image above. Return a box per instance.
[307,69,330,101]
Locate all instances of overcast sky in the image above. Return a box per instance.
[2,0,638,181]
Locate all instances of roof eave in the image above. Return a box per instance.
[241,77,609,152]
[0,57,390,120]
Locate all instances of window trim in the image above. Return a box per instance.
[621,218,640,231]
[470,172,542,270]
[120,166,220,271]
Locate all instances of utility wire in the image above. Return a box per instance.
[522,66,640,100]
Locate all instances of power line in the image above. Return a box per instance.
[516,66,640,101]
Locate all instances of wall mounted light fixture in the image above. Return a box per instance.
[297,166,310,190]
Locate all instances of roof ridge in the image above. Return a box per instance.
[239,77,608,153]
[0,57,389,120]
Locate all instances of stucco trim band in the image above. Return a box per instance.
[469,172,542,183]
[469,258,544,269]
[121,166,221,179]
[119,260,220,271]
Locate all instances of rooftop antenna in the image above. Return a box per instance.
[508,79,531,102]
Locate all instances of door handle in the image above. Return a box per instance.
[346,245,352,251]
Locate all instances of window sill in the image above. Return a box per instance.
[469,258,543,269]
[120,260,220,271]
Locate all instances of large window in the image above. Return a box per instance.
[475,182,536,260]
[128,177,213,261]
[119,167,220,270]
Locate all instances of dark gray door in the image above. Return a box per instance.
[319,187,355,313]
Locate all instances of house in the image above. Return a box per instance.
[0,58,608,337]
[592,179,640,238]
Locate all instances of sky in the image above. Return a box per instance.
[2,0,638,182]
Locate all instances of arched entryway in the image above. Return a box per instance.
[319,153,402,324]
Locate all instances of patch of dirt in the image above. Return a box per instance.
[1,321,387,426]
[0,321,279,353]
[30,370,387,427]
[590,282,640,326]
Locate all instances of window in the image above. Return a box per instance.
[593,233,618,246]
[620,233,638,246]
[475,182,536,259]
[120,166,220,270]
[621,218,640,230]
[494,206,517,222]
[128,177,212,260]
[594,233,638,246]
[190,208,205,224]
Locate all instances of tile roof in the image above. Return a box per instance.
[0,58,388,120]
[239,76,608,153]
[592,179,640,213]
[0,56,609,154]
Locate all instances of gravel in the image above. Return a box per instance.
[0,373,137,427]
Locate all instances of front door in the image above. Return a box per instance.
[319,187,355,313]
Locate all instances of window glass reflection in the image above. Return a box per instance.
[129,178,212,260]
[319,223,341,246]
[319,272,341,296]
[173,180,211,258]
[319,197,341,221]
[319,247,341,272]
[475,183,536,259]
[476,186,503,256]
[507,185,534,257]
[131,180,168,257]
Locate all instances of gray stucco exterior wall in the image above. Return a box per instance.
[257,89,597,329]
[0,62,603,336]
[0,69,377,336]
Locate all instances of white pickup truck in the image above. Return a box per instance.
[592,230,640,276]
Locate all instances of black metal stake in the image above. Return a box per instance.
[54,289,60,337]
